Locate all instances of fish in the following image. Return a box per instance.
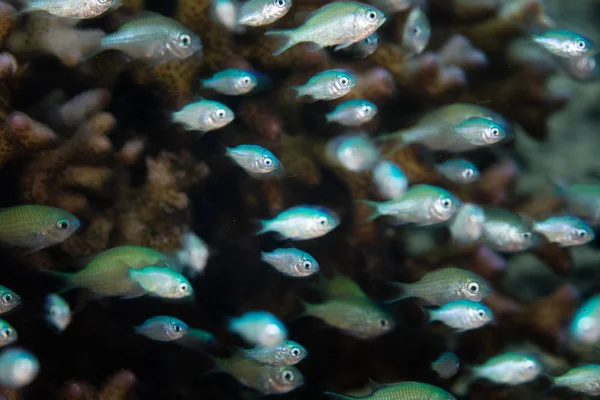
[548,364,600,395]
[301,297,395,339]
[565,55,600,81]
[229,311,287,347]
[172,100,235,133]
[0,348,39,389]
[176,232,210,277]
[388,267,491,306]
[256,205,341,240]
[432,352,460,380]
[240,339,308,365]
[326,99,378,127]
[470,352,542,385]
[49,245,172,297]
[424,299,493,332]
[357,184,461,225]
[531,216,594,247]
[211,353,303,394]
[480,208,539,253]
[325,133,381,172]
[200,69,258,95]
[449,203,486,245]
[372,160,408,200]
[134,316,189,342]
[266,2,386,56]
[570,294,600,345]
[401,7,431,56]
[260,248,319,278]
[17,0,118,19]
[238,0,292,26]
[89,12,202,63]
[225,144,285,179]
[0,205,80,253]
[436,159,480,184]
[532,29,597,59]
[341,32,379,58]
[44,294,71,332]
[129,266,193,299]
[325,380,457,399]
[552,181,600,225]
[0,286,20,314]
[319,274,369,300]
[0,320,17,348]
[292,69,357,101]
[211,0,244,33]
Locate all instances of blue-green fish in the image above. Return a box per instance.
[342,32,379,58]
[326,99,378,127]
[172,100,234,133]
[549,364,600,395]
[432,352,460,380]
[388,267,491,306]
[372,160,408,200]
[553,181,600,225]
[201,69,258,95]
[0,205,80,253]
[325,381,456,399]
[230,311,287,347]
[261,248,319,278]
[226,144,284,180]
[134,316,189,342]
[0,286,20,314]
[402,7,430,55]
[44,294,71,332]
[531,216,594,247]
[241,339,308,366]
[0,320,16,348]
[238,0,292,26]
[480,208,539,252]
[570,294,600,345]
[266,2,386,56]
[357,184,461,225]
[129,266,193,299]
[449,203,485,245]
[436,159,480,184]
[176,232,210,278]
[18,0,119,19]
[532,29,597,59]
[292,69,356,101]
[91,12,202,62]
[325,133,381,172]
[212,353,303,394]
[256,205,341,240]
[424,299,493,332]
[470,352,542,385]
[0,348,39,389]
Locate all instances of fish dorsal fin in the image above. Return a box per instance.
[122,11,166,26]
[293,10,314,25]
[325,274,368,299]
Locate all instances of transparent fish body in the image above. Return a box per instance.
[201,69,258,95]
[0,349,39,389]
[449,203,485,245]
[242,339,307,365]
[481,208,538,252]
[570,295,600,345]
[293,69,357,101]
[401,7,430,55]
[325,381,457,399]
[325,133,381,172]
[238,0,292,26]
[552,364,600,395]
[436,159,480,184]
[21,0,118,19]
[326,99,378,127]
[0,320,16,348]
[229,311,287,347]
[533,216,594,247]
[176,232,209,277]
[257,205,341,240]
[129,266,193,299]
[427,299,493,332]
[260,248,319,277]
[372,160,408,200]
[134,316,189,342]
[0,286,20,314]
[44,294,71,332]
[172,100,234,132]
[472,352,542,385]
[532,29,597,59]
[432,352,460,379]
[212,0,244,33]
[226,144,284,179]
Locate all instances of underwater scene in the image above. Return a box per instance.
[2,0,600,399]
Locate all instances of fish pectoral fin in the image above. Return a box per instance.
[333,42,354,51]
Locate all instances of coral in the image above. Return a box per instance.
[57,369,137,400]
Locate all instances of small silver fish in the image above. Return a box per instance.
[532,29,597,59]
[176,232,210,277]
[229,311,288,347]
[326,99,378,127]
[261,248,319,277]
[342,32,379,58]
[201,69,258,95]
[436,159,480,184]
[172,100,234,133]
[532,216,594,247]
[425,300,493,332]
[226,144,285,179]
[0,320,17,348]
[480,208,539,253]
[92,12,202,63]
[211,0,244,33]
[134,316,189,342]
[0,348,39,389]
[389,267,491,306]
[402,7,431,56]
[293,69,357,101]
[570,295,600,345]
[449,203,486,245]
[129,266,193,299]
[550,364,600,396]
[256,205,341,240]
[19,0,118,19]
[432,352,460,380]
[372,160,408,200]
[325,133,381,172]
[44,294,71,332]
[0,286,20,314]
[241,339,308,365]
[266,1,386,56]
[471,352,542,385]
[238,0,292,27]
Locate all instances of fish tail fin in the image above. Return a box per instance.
[325,113,333,123]
[354,200,381,223]
[265,29,297,56]
[384,282,411,304]
[254,219,271,235]
[542,374,556,392]
[420,306,433,323]
[291,86,304,99]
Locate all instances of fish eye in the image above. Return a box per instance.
[274,0,286,7]
[575,229,588,238]
[242,76,251,85]
[56,219,70,230]
[412,27,421,35]
[173,323,183,333]
[577,40,586,49]
[317,216,328,226]
[339,76,349,86]
[490,127,500,136]
[179,34,192,48]
[178,283,189,293]
[264,157,273,167]
[468,282,480,293]
[302,261,312,270]
[379,318,389,327]
[522,232,532,240]
[290,348,301,357]
[50,305,60,316]
[366,10,377,21]
[477,309,486,318]
[216,109,226,119]
[439,197,452,209]
[362,105,371,114]
[463,169,474,178]
[1,294,13,303]
[1,328,12,338]
[281,370,295,381]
